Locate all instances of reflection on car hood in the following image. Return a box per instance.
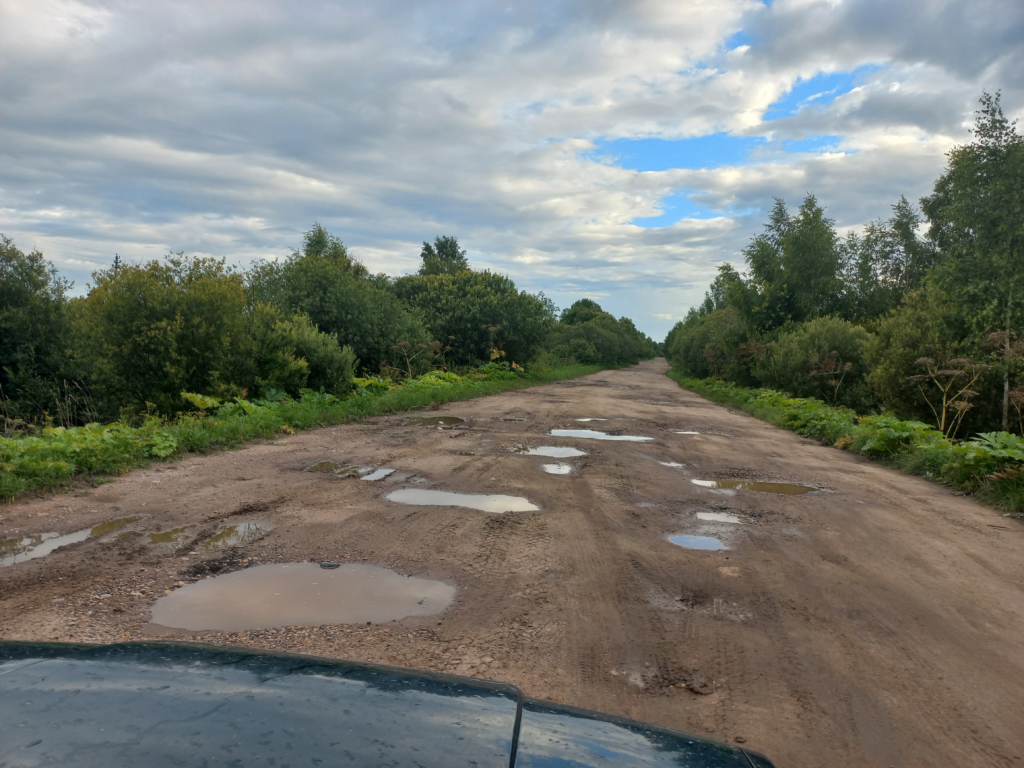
[0,641,774,767]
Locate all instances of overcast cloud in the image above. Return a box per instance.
[2,0,1022,338]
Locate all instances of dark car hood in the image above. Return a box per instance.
[0,641,773,767]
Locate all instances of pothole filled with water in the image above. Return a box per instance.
[575,418,607,422]
[691,479,815,495]
[361,468,395,481]
[307,460,342,473]
[149,525,196,545]
[519,446,587,458]
[670,535,725,551]
[150,562,455,631]
[386,489,539,513]
[550,429,652,442]
[543,463,572,475]
[659,461,684,468]
[1,516,144,567]
[696,512,742,524]
[200,522,275,550]
[408,416,464,426]
[675,431,701,435]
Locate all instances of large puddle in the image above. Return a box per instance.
[408,416,464,426]
[150,562,455,631]
[670,535,725,551]
[691,479,815,495]
[520,446,587,458]
[542,463,572,475]
[0,516,143,567]
[201,522,275,550]
[550,429,652,442]
[386,489,539,513]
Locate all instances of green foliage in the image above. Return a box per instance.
[247,225,422,373]
[668,370,1024,516]
[546,307,657,367]
[666,307,750,382]
[418,236,469,276]
[755,316,875,410]
[0,362,602,500]
[0,236,81,423]
[390,270,555,366]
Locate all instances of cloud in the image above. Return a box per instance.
[1,0,1021,339]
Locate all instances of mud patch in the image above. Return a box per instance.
[551,429,652,442]
[692,479,815,495]
[408,416,464,426]
[669,535,725,551]
[386,489,540,513]
[151,562,455,631]
[501,417,526,422]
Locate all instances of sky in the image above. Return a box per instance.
[2,0,1022,340]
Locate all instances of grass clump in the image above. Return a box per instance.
[1,363,601,501]
[667,369,1024,518]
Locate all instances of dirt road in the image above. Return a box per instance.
[2,360,1023,766]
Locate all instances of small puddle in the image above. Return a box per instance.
[575,418,607,422]
[307,460,342,473]
[551,429,652,442]
[543,464,572,475]
[148,525,196,545]
[696,512,742,524]
[201,522,275,550]
[150,562,455,631]
[520,446,587,458]
[386,489,539,513]
[659,461,684,468]
[361,468,396,481]
[691,479,815,495]
[408,416,464,426]
[670,535,725,550]
[456,451,478,456]
[675,431,701,435]
[1,516,144,567]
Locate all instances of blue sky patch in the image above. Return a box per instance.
[631,191,717,228]
[593,134,765,172]
[764,65,880,121]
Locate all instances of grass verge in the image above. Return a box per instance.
[666,369,1024,518]
[1,364,605,501]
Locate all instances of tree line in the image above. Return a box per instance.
[665,91,1024,439]
[1,231,657,426]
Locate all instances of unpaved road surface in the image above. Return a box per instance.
[3,360,1023,767]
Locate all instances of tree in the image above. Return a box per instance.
[560,298,607,326]
[922,91,1024,429]
[0,237,79,422]
[418,236,469,276]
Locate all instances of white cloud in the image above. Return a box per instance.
[1,0,1021,338]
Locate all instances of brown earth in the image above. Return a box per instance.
[2,359,1023,767]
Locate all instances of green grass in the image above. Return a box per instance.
[1,363,604,501]
[666,369,1024,518]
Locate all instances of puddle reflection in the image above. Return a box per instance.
[361,468,396,481]
[542,464,572,475]
[149,525,196,545]
[670,535,725,551]
[386,489,539,513]
[151,562,455,631]
[551,429,652,442]
[696,512,742,524]
[1,516,143,567]
[659,461,684,468]
[692,479,815,495]
[201,522,275,550]
[521,446,587,458]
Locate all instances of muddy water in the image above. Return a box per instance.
[361,468,395,481]
[148,525,196,545]
[521,446,587,458]
[691,479,815,494]
[0,516,143,567]
[201,522,275,550]
[696,512,742,524]
[408,416,464,426]
[551,429,652,442]
[150,562,455,631]
[670,535,725,550]
[307,460,342,472]
[543,464,573,475]
[386,489,540,513]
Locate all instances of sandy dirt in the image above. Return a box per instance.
[2,359,1023,767]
